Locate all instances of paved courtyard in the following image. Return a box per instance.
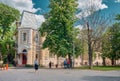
[0,68,120,81]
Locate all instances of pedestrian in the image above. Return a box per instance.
[49,61,52,68]
[63,59,67,69]
[55,64,58,68]
[67,59,70,68]
[70,59,72,68]
[34,58,39,72]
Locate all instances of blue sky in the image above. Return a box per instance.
[33,0,120,27]
[32,0,120,16]
[102,0,120,16]
[32,0,50,14]
[0,0,120,27]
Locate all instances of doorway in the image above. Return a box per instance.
[22,49,27,65]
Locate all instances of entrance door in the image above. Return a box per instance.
[22,54,27,64]
[22,49,27,65]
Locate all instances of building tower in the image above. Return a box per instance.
[17,11,40,66]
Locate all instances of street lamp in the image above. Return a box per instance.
[72,42,75,68]
[72,30,75,68]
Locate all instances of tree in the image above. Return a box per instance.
[73,28,84,58]
[40,0,78,61]
[101,29,112,66]
[0,3,20,39]
[0,3,20,63]
[0,24,16,63]
[77,3,111,68]
[102,23,120,66]
[109,23,120,65]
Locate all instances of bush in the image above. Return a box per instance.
[8,64,13,67]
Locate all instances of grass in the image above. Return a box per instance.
[93,66,120,71]
[74,66,120,71]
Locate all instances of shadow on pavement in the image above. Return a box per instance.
[9,67,66,70]
[9,67,34,69]
[82,76,120,81]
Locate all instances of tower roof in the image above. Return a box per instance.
[20,10,38,29]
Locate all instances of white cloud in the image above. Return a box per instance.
[115,0,120,3]
[0,0,45,26]
[76,0,108,18]
[35,15,45,27]
[0,0,39,13]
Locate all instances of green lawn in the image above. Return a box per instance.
[74,66,120,71]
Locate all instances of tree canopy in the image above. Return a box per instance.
[0,3,20,39]
[109,23,120,60]
[40,0,78,57]
[102,23,120,65]
[0,3,20,63]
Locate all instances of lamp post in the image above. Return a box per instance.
[72,42,75,68]
[72,30,75,68]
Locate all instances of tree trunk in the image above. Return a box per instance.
[115,59,117,66]
[102,57,106,66]
[88,40,93,69]
[87,22,93,69]
[81,54,84,65]
[111,58,115,66]
[57,55,59,66]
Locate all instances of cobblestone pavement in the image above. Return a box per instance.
[0,68,120,81]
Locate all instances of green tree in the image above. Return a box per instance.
[0,3,20,39]
[73,28,84,57]
[109,23,120,65]
[40,0,78,60]
[0,29,16,63]
[101,23,120,66]
[0,3,20,63]
[101,29,112,66]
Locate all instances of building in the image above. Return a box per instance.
[17,11,39,66]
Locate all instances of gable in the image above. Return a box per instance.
[20,11,38,29]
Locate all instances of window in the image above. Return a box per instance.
[35,34,38,42]
[23,33,26,41]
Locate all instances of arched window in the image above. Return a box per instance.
[23,49,27,52]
